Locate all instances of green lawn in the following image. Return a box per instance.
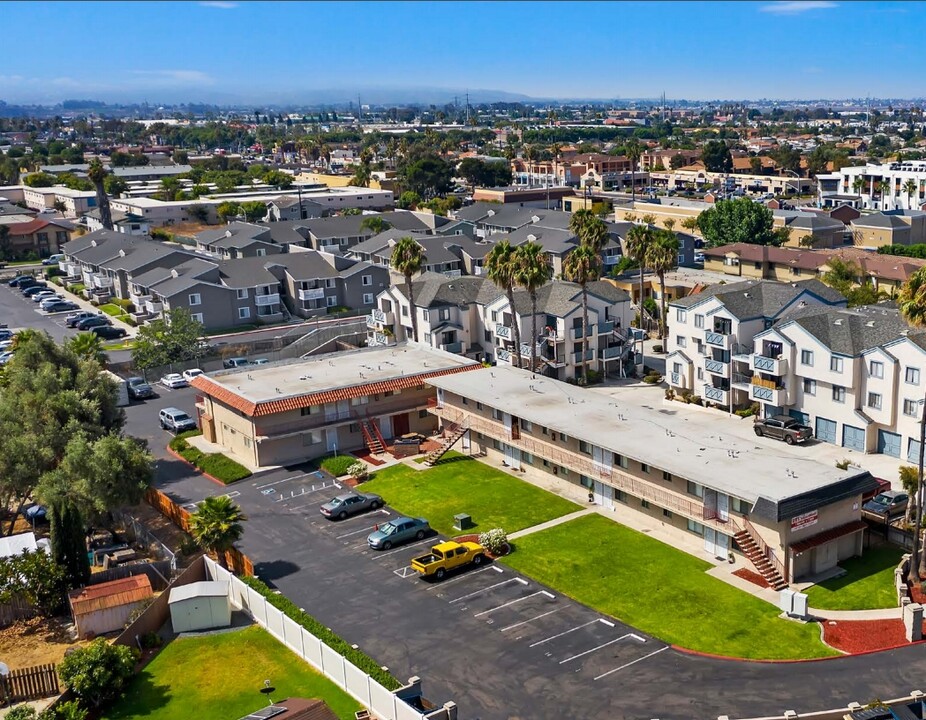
[803,544,904,611]
[502,514,836,660]
[361,454,581,537]
[104,626,361,720]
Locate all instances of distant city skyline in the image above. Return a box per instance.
[2,0,924,105]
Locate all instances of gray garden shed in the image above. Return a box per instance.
[168,581,231,633]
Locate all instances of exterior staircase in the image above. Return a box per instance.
[424,421,469,466]
[733,528,788,591]
[358,418,386,455]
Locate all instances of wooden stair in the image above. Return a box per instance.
[358,419,386,455]
[733,529,788,590]
[424,421,469,466]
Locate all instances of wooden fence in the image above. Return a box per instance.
[0,663,59,704]
[0,594,37,627]
[144,488,253,576]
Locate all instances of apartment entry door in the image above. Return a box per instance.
[392,412,409,437]
[594,481,614,510]
[704,528,729,559]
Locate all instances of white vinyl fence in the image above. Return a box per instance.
[204,558,455,720]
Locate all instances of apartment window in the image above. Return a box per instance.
[832,385,846,403]
[238,307,250,319]
[461,397,468,405]
[579,440,592,455]
[401,305,409,317]
[422,310,430,321]
[325,278,336,288]
[418,409,428,419]
[300,405,319,416]
[236,288,249,300]
[484,330,492,343]
[676,335,687,348]
[362,275,372,286]
[613,453,628,469]
[579,475,594,489]
[662,471,672,482]
[476,401,483,410]
[188,293,201,306]
[870,360,884,379]
[673,362,681,374]
[801,349,813,366]
[676,309,687,323]
[363,293,374,305]
[302,431,322,446]
[641,500,651,509]
[521,420,532,432]
[326,296,337,307]
[439,308,450,321]
[348,423,360,434]
[559,466,569,477]
[521,452,534,466]
[663,509,673,519]
[802,378,816,396]
[730,497,750,514]
[614,489,627,503]
[492,408,503,420]
[696,368,704,381]
[640,463,650,474]
[693,313,705,330]
[423,333,432,344]
[687,480,703,498]
[867,392,882,410]
[906,367,921,385]
[904,399,919,417]
[491,311,498,322]
[191,313,203,323]
[687,519,705,536]
[830,356,843,373]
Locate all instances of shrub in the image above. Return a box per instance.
[58,638,138,709]
[320,454,357,477]
[478,528,508,555]
[836,458,851,470]
[170,430,251,483]
[140,631,162,649]
[664,388,675,401]
[242,575,401,690]
[347,462,369,480]
[585,369,603,385]
[652,344,664,353]
[689,394,702,406]
[642,374,662,384]
[113,298,134,312]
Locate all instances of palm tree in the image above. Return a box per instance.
[624,224,654,315]
[68,332,106,364]
[87,159,113,231]
[485,240,523,368]
[390,237,425,343]
[900,465,920,525]
[523,145,537,186]
[563,245,601,383]
[898,266,926,583]
[625,139,643,202]
[569,209,608,253]
[515,242,553,372]
[905,179,918,209]
[877,179,891,209]
[645,230,680,340]
[851,176,865,196]
[350,163,371,188]
[188,495,247,571]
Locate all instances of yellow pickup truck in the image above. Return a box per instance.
[410,540,485,581]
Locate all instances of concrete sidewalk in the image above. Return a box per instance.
[53,279,138,337]
[508,508,595,540]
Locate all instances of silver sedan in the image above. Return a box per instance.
[320,492,383,520]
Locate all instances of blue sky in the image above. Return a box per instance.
[2,1,923,105]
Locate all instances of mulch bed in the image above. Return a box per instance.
[821,618,924,654]
[732,567,771,589]
[350,450,386,467]
[420,439,442,453]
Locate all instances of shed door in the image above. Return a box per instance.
[842,424,866,452]
[877,430,901,458]
[815,417,837,444]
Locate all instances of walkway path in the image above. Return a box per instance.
[508,508,595,540]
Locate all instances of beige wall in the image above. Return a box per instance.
[851,224,910,248]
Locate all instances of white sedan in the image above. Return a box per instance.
[182,368,204,382]
[160,373,189,389]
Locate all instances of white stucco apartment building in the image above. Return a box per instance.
[817,160,926,211]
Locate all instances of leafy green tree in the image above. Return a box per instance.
[669,153,688,170]
[216,201,242,222]
[350,163,372,188]
[189,495,246,571]
[131,307,208,371]
[187,204,210,224]
[515,241,552,371]
[22,172,57,188]
[397,191,421,209]
[390,237,425,343]
[0,548,68,616]
[262,169,294,189]
[645,230,680,340]
[485,240,523,368]
[402,154,453,199]
[563,245,601,383]
[59,638,138,709]
[771,143,802,174]
[696,197,776,247]
[821,256,858,296]
[49,500,90,588]
[239,200,267,222]
[172,150,189,164]
[360,216,390,234]
[700,140,733,173]
[103,174,128,198]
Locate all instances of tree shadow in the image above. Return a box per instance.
[252,559,300,582]
[106,668,172,719]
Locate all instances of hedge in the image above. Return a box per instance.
[320,454,356,477]
[170,431,252,484]
[241,575,401,690]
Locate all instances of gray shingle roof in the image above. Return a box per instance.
[782,303,919,356]
[196,222,271,249]
[215,257,281,288]
[851,213,910,229]
[670,279,845,318]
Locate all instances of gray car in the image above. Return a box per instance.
[367,516,430,550]
[126,376,156,400]
[320,491,383,520]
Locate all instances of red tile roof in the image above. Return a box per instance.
[789,520,866,555]
[68,574,153,615]
[7,219,50,236]
[191,363,480,417]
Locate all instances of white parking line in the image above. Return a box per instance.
[474,590,547,617]
[336,525,379,540]
[393,566,417,578]
[449,577,527,604]
[593,646,668,680]
[426,564,499,589]
[529,620,598,647]
[374,537,432,557]
[500,607,564,632]
[559,634,632,665]
[255,471,326,490]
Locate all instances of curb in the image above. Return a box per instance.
[166,445,228,488]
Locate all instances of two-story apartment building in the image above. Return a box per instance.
[190,344,481,467]
[666,279,847,410]
[746,304,926,460]
[3,217,74,258]
[849,210,926,248]
[195,222,285,259]
[428,365,878,586]
[273,250,389,318]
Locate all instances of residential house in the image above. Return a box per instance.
[2,217,74,258]
[347,230,467,277]
[264,195,326,222]
[665,279,847,410]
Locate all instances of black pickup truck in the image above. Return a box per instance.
[753,415,813,445]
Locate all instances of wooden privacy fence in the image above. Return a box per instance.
[0,664,59,704]
[0,594,37,627]
[144,488,254,576]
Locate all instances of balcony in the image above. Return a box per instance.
[497,348,511,363]
[543,327,564,343]
[572,325,594,339]
[599,345,624,360]
[520,342,542,357]
[704,358,728,375]
[298,287,326,301]
[703,385,728,404]
[441,341,464,354]
[367,331,390,347]
[704,330,730,350]
[145,300,163,314]
[596,321,615,335]
[750,377,787,405]
[91,273,113,289]
[371,308,391,324]
[495,323,512,340]
[254,293,280,307]
[573,349,595,363]
[751,355,788,375]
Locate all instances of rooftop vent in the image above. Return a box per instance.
[834,319,843,325]
[866,321,876,327]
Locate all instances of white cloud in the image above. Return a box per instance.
[131,70,215,86]
[199,1,237,8]
[759,1,837,14]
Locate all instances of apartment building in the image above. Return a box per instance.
[818,161,926,211]
[264,196,325,222]
[274,251,388,318]
[2,217,73,258]
[849,210,926,248]
[83,209,151,236]
[647,168,813,196]
[746,304,926,461]
[347,230,467,277]
[190,344,480,467]
[22,186,98,217]
[665,279,847,409]
[370,273,633,380]
[511,153,638,191]
[427,365,878,585]
[195,222,285,259]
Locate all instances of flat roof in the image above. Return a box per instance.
[192,343,480,417]
[428,365,866,506]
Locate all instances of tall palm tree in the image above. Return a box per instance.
[563,245,601,383]
[877,179,891,209]
[523,145,537,186]
[624,224,654,315]
[625,139,643,202]
[87,159,113,231]
[68,332,106,364]
[390,237,425,343]
[904,179,918,209]
[515,242,553,372]
[851,176,865,196]
[485,240,523,368]
[189,495,247,571]
[645,230,680,340]
[898,266,926,583]
[569,209,609,254]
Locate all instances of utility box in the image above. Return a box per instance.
[791,592,808,619]
[453,513,473,531]
[778,588,795,615]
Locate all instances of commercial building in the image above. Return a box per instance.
[817,161,926,211]
[191,344,481,467]
[427,365,878,586]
